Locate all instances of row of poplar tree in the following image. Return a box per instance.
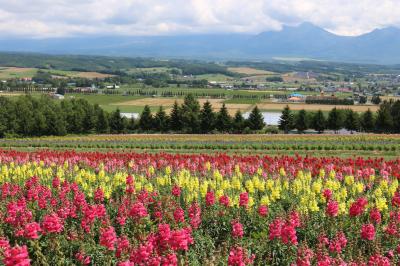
[0,94,265,137]
[278,100,400,134]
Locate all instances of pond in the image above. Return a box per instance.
[244,112,281,126]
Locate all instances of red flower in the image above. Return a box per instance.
[361,224,375,241]
[228,246,255,266]
[100,226,117,251]
[219,195,230,207]
[239,192,249,208]
[349,197,368,217]
[42,213,63,234]
[323,189,332,201]
[3,245,30,266]
[129,202,148,218]
[258,205,268,217]
[370,208,382,224]
[173,207,185,223]
[231,220,244,238]
[171,185,181,197]
[326,201,339,217]
[205,191,215,206]
[23,222,41,239]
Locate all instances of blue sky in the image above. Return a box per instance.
[0,0,399,38]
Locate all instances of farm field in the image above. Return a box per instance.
[258,102,379,112]
[0,144,400,265]
[0,67,38,79]
[228,67,276,75]
[111,97,252,115]
[0,67,114,80]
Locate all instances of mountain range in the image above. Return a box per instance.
[1,23,400,64]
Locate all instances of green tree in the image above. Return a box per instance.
[278,105,294,134]
[154,106,169,132]
[312,110,326,134]
[95,107,109,133]
[127,117,136,132]
[139,105,154,131]
[169,101,182,132]
[180,94,200,133]
[109,108,125,133]
[233,110,246,133]
[360,109,375,132]
[390,100,400,133]
[216,103,232,132]
[295,109,308,133]
[327,107,343,134]
[247,106,265,131]
[344,109,360,134]
[375,101,393,133]
[371,95,381,105]
[200,101,216,133]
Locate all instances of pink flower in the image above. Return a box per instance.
[269,218,284,240]
[169,228,193,251]
[326,201,339,217]
[94,188,104,202]
[349,197,368,217]
[228,246,255,266]
[239,192,249,208]
[23,222,41,239]
[361,224,375,241]
[173,207,185,223]
[281,223,297,245]
[129,202,148,218]
[188,202,201,229]
[100,226,117,251]
[370,208,381,224]
[42,213,63,234]
[75,251,91,265]
[205,191,215,206]
[3,245,30,266]
[258,205,268,217]
[231,220,244,238]
[323,189,332,200]
[219,195,230,207]
[171,185,181,197]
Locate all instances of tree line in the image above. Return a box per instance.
[1,94,399,138]
[278,100,400,134]
[134,94,265,133]
[0,94,265,137]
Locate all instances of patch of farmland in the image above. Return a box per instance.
[258,102,379,112]
[228,67,276,75]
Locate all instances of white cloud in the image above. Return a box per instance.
[0,0,399,38]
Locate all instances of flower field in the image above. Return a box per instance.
[2,134,400,157]
[1,150,400,265]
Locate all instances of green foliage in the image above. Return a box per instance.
[294,109,308,133]
[327,107,344,133]
[154,106,169,132]
[279,105,294,134]
[247,106,265,131]
[216,103,232,133]
[312,110,326,133]
[371,95,382,105]
[109,108,125,133]
[344,109,360,133]
[139,105,154,131]
[200,101,216,133]
[181,94,201,133]
[361,109,375,132]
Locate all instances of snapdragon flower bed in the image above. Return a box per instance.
[0,150,400,265]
